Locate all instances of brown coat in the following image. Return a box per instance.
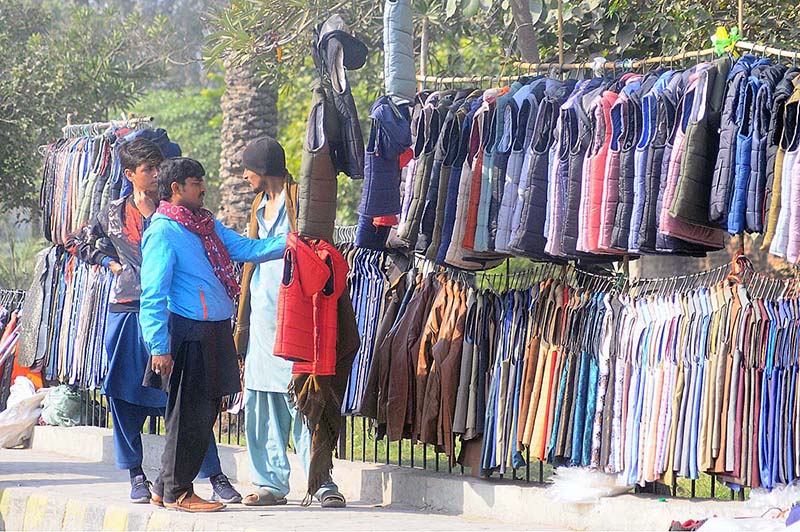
[233,178,299,356]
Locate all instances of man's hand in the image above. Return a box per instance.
[134,190,156,218]
[151,354,173,377]
[109,261,124,276]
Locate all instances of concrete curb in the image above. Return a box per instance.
[19,426,760,531]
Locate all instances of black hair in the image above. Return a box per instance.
[157,157,206,201]
[118,138,164,172]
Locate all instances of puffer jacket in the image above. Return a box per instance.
[761,69,799,250]
[709,55,758,226]
[727,75,761,235]
[358,96,412,218]
[313,17,368,180]
[746,64,785,233]
[297,81,338,242]
[436,93,481,264]
[659,65,724,249]
[628,71,673,252]
[669,56,732,227]
[497,78,547,253]
[773,82,800,258]
[383,0,415,103]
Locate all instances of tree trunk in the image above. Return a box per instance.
[216,58,278,233]
[509,0,540,63]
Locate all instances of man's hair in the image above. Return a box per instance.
[157,157,206,201]
[118,138,164,172]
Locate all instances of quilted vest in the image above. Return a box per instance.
[290,239,349,376]
[506,81,549,254]
[495,80,543,253]
[761,69,799,250]
[398,92,439,245]
[462,92,495,251]
[727,76,760,235]
[772,82,800,258]
[659,66,725,248]
[313,26,367,180]
[561,81,603,257]
[709,56,758,226]
[358,96,412,218]
[398,95,427,231]
[787,151,800,263]
[274,233,333,364]
[745,75,773,233]
[427,92,470,260]
[582,90,619,253]
[437,95,481,264]
[487,83,522,251]
[416,94,454,254]
[473,91,501,252]
[600,76,642,252]
[297,81,338,242]
[669,56,732,227]
[509,81,566,257]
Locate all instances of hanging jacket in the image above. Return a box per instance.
[383,0,415,103]
[416,93,455,254]
[437,94,481,264]
[761,69,799,250]
[297,81,338,242]
[398,92,440,245]
[669,56,732,227]
[510,79,575,258]
[769,80,800,258]
[487,83,522,251]
[727,75,761,235]
[709,55,758,226]
[659,64,725,248]
[473,88,505,252]
[426,89,472,261]
[498,79,547,253]
[312,18,368,180]
[600,75,642,252]
[561,80,604,257]
[746,64,785,233]
[397,95,427,233]
[358,96,412,219]
[463,89,498,251]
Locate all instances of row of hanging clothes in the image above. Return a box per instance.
[356,51,800,268]
[20,120,178,389]
[0,290,26,411]
[343,232,800,490]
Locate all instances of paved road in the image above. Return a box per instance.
[0,448,562,531]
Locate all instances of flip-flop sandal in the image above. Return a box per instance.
[242,488,288,507]
[319,488,346,509]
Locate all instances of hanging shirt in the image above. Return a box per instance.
[244,191,294,393]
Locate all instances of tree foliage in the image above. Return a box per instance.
[0,0,182,212]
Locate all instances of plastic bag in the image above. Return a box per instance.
[0,389,48,448]
[546,467,632,505]
[6,376,36,409]
[40,385,81,427]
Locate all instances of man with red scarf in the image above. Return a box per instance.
[139,157,286,512]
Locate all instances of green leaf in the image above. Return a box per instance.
[445,0,459,18]
[529,0,543,24]
[462,0,480,17]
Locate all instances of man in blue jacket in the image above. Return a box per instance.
[140,157,286,512]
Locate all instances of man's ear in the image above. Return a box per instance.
[170,181,181,198]
[124,168,134,181]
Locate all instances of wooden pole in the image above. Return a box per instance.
[557,0,565,74]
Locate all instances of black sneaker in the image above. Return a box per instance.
[209,474,242,504]
[130,475,152,504]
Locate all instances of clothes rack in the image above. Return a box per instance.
[61,116,154,139]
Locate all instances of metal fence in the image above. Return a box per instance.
[77,387,747,501]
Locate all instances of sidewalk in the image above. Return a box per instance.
[1,426,769,531]
[0,447,554,531]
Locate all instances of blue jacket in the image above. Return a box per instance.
[140,213,286,356]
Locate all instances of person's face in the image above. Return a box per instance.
[242,168,268,194]
[125,161,160,194]
[172,176,206,211]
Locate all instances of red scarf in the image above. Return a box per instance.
[157,201,241,300]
